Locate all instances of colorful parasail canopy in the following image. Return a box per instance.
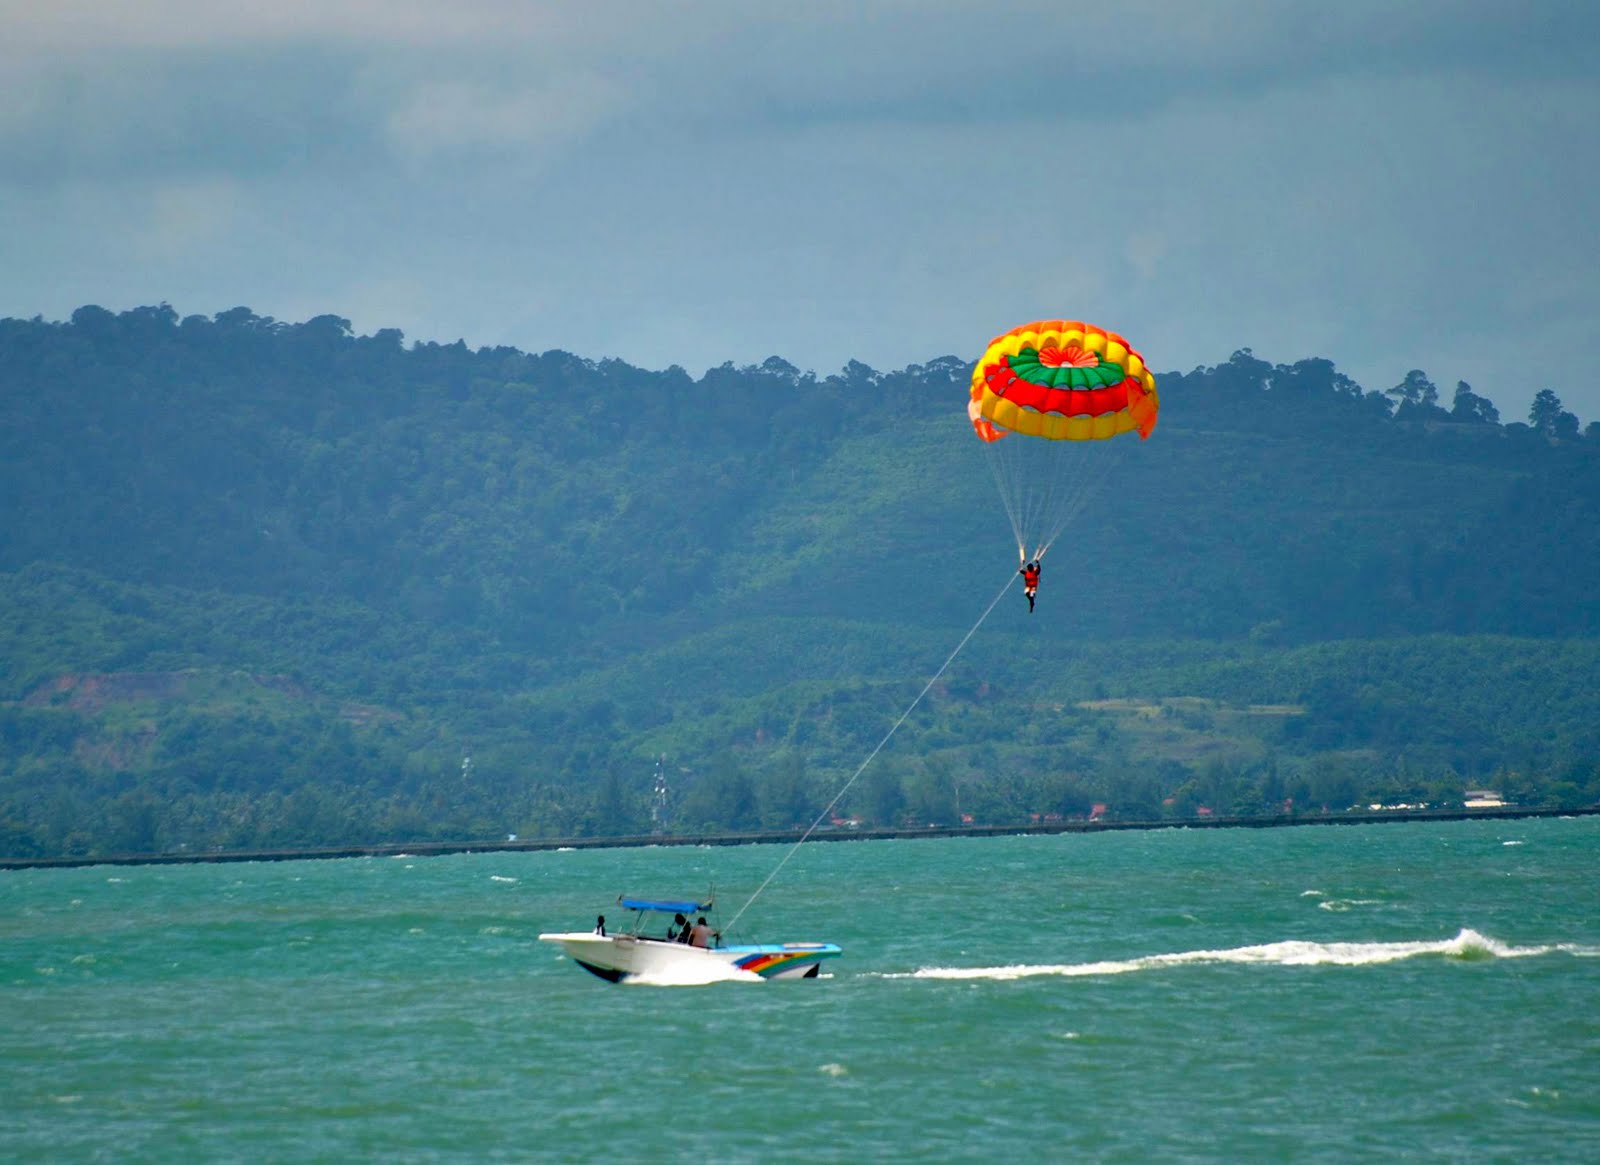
[969,319,1159,443]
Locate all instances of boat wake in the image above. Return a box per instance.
[623,962,764,987]
[889,929,1600,982]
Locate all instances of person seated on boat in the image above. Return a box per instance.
[593,915,606,937]
[668,912,688,942]
[688,917,715,948]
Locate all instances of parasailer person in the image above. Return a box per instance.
[1020,560,1041,613]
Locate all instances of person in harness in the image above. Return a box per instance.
[1020,559,1041,613]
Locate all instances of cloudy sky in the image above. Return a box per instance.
[3,1,1597,421]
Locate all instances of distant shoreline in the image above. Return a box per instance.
[2,805,1595,872]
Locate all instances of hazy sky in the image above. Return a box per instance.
[3,1,1597,422]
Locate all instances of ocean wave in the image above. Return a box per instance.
[891,929,1596,981]
[1317,898,1385,912]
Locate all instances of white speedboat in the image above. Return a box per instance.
[539,896,842,983]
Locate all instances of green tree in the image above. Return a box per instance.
[1529,389,1580,439]
[759,751,814,831]
[906,757,958,826]
[1388,370,1448,420]
[858,762,905,828]
[1450,380,1500,424]
[587,766,635,836]
[677,753,758,832]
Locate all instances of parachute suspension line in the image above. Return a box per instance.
[1032,441,1126,562]
[980,439,1028,563]
[980,428,1125,564]
[724,570,1019,935]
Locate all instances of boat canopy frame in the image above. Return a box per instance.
[617,896,712,916]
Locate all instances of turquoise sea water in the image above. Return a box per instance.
[4,817,1599,1163]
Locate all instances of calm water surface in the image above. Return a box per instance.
[4,817,1599,1162]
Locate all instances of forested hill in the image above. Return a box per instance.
[2,305,1599,858]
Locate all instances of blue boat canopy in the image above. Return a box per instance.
[618,896,711,914]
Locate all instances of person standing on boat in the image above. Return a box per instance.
[671,913,689,942]
[1020,560,1041,613]
[593,915,606,936]
[688,917,714,948]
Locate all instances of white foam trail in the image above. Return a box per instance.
[624,961,764,987]
[891,929,1596,982]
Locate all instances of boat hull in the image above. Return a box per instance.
[538,933,841,982]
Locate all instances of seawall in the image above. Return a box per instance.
[2,805,1596,872]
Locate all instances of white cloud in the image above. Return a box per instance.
[384,73,627,162]
[0,1,580,54]
[132,178,247,261]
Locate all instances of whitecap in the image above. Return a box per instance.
[1317,898,1384,912]
[819,1063,849,1077]
[1503,840,1525,846]
[490,875,517,884]
[1299,890,1326,898]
